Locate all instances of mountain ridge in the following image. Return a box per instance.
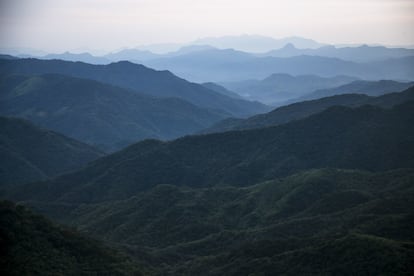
[0,73,228,151]
[201,85,414,134]
[9,100,414,204]
[0,58,269,118]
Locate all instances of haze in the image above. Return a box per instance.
[0,0,413,53]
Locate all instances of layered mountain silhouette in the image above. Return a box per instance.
[104,48,160,62]
[0,116,103,186]
[144,49,414,82]
[0,58,268,118]
[0,74,227,151]
[192,35,324,52]
[10,100,414,204]
[2,40,414,275]
[42,52,111,64]
[220,74,358,104]
[3,84,414,275]
[202,85,414,134]
[264,43,414,62]
[287,79,414,104]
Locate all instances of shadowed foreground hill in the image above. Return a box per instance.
[0,116,103,186]
[0,200,145,275]
[201,85,414,134]
[10,101,414,203]
[0,74,226,151]
[19,169,414,275]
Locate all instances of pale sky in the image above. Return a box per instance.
[0,0,413,53]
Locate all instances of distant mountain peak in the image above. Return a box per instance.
[282,43,296,50]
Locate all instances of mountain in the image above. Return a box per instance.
[0,200,145,275]
[0,58,269,118]
[192,35,324,52]
[290,80,414,103]
[0,54,18,60]
[166,45,216,57]
[9,101,414,204]
[4,99,414,274]
[143,49,414,82]
[201,82,243,99]
[0,74,226,152]
[104,48,160,62]
[201,85,414,134]
[220,74,358,105]
[41,52,111,64]
[10,168,414,275]
[0,116,103,186]
[264,43,414,62]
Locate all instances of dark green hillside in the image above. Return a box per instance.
[0,116,103,186]
[0,58,269,118]
[202,85,414,134]
[0,200,144,275]
[21,169,414,275]
[10,101,414,203]
[0,74,225,151]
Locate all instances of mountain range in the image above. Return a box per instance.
[143,49,414,82]
[42,52,111,64]
[1,39,414,275]
[220,74,358,105]
[0,73,228,151]
[4,99,414,275]
[201,85,414,134]
[9,100,414,204]
[191,35,325,52]
[263,43,414,62]
[286,79,414,104]
[0,58,268,118]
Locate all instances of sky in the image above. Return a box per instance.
[0,0,413,53]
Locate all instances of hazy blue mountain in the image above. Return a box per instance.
[0,200,144,275]
[10,101,414,203]
[201,82,244,99]
[201,86,414,134]
[42,52,111,64]
[0,116,103,186]
[104,48,160,62]
[0,54,18,60]
[134,42,184,54]
[0,58,269,118]
[220,74,358,105]
[192,35,324,52]
[165,44,216,57]
[0,74,226,151]
[143,49,414,82]
[264,43,414,62]
[289,79,414,103]
[0,47,48,57]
